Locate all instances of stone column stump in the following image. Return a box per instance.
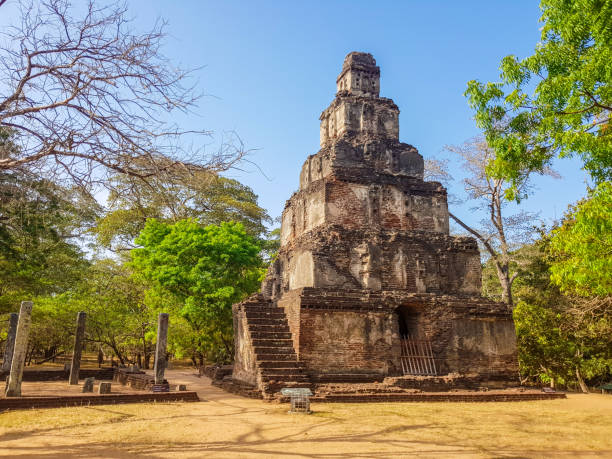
[5,302,33,397]
[153,313,170,391]
[1,313,19,374]
[82,377,95,393]
[98,382,112,394]
[69,311,87,385]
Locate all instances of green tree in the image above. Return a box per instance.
[131,219,263,363]
[501,237,612,392]
[95,170,270,252]
[0,169,98,312]
[465,0,611,198]
[548,182,612,297]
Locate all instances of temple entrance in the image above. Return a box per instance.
[396,306,437,376]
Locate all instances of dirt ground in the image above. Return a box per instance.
[0,369,611,458]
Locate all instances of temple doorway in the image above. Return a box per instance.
[395,306,437,376]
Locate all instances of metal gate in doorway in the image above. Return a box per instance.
[400,336,437,376]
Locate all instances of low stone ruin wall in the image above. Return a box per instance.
[113,368,156,390]
[0,367,114,382]
[383,373,516,391]
[0,391,200,412]
[202,364,233,381]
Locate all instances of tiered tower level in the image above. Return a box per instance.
[232,53,518,395]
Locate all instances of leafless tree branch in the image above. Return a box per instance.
[0,0,245,194]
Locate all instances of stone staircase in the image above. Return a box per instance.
[241,298,312,398]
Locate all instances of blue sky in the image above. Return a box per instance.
[2,1,591,232]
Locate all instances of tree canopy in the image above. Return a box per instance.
[131,219,264,362]
[548,182,612,297]
[95,169,270,252]
[465,0,611,199]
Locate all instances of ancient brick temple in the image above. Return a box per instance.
[232,52,518,397]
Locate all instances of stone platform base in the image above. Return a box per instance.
[383,373,518,391]
[217,376,565,403]
[0,391,199,412]
[308,390,566,403]
[212,378,263,399]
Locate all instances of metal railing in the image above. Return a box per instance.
[400,336,437,376]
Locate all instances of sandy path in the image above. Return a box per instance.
[0,370,610,458]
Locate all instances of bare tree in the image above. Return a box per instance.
[0,0,244,193]
[425,137,557,308]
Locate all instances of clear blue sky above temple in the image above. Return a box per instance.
[1,1,591,231]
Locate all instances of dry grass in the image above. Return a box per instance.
[0,372,611,458]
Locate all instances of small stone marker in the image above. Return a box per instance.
[82,377,95,393]
[153,313,169,385]
[98,382,111,394]
[5,301,33,397]
[1,313,18,374]
[69,311,87,385]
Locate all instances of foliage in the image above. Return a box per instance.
[0,167,98,312]
[548,181,612,297]
[430,137,544,306]
[95,170,270,252]
[131,219,264,363]
[506,238,612,389]
[21,259,155,366]
[465,0,611,199]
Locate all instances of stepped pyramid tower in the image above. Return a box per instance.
[232,52,518,397]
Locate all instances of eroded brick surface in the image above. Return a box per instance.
[232,52,519,398]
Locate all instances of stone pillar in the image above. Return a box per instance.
[5,301,33,397]
[153,313,169,384]
[82,377,94,393]
[68,311,87,385]
[1,313,19,374]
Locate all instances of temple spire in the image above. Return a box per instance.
[336,52,380,97]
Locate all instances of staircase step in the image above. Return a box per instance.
[248,325,290,333]
[245,312,286,319]
[264,382,312,393]
[260,368,306,376]
[251,338,293,345]
[253,346,295,354]
[261,374,310,382]
[250,332,293,340]
[257,360,301,369]
[248,317,287,327]
[254,353,298,361]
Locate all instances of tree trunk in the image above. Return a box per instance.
[495,263,514,308]
[109,341,125,365]
[576,366,589,393]
[97,347,104,368]
[35,350,65,365]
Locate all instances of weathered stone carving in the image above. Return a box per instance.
[82,377,95,393]
[153,313,169,385]
[5,301,33,397]
[1,313,18,374]
[232,52,519,397]
[69,311,86,385]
